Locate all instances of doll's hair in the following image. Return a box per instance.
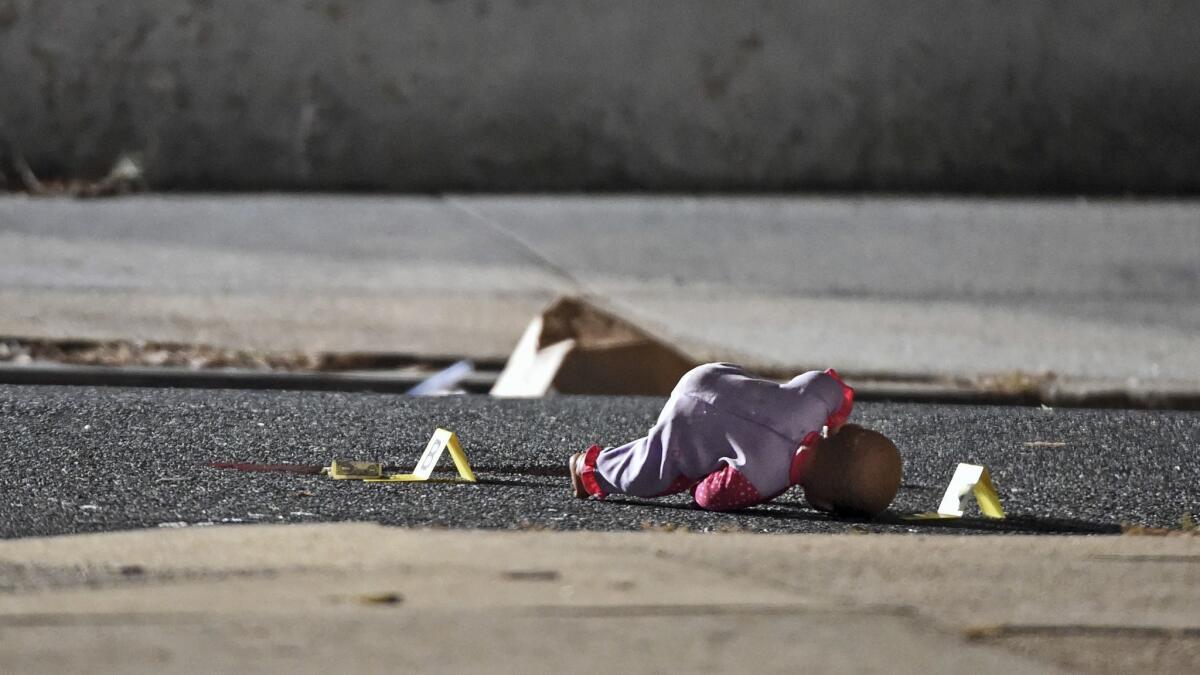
[827,424,902,516]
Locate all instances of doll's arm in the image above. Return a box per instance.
[692,464,766,511]
[692,447,795,512]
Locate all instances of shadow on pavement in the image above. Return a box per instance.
[464,468,1123,534]
[466,464,570,478]
[878,513,1122,535]
[474,476,563,490]
[605,497,1121,534]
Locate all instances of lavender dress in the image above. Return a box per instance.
[579,363,854,510]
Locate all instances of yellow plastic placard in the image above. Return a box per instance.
[904,463,1005,520]
[364,428,477,483]
[970,469,1005,518]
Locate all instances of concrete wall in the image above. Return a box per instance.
[2,0,1199,193]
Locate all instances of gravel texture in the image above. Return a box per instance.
[1,385,1197,538]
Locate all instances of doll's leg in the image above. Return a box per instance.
[572,447,693,499]
[576,432,690,499]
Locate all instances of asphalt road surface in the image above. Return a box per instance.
[2,384,1197,538]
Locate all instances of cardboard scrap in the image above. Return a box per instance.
[491,296,697,397]
[406,359,474,396]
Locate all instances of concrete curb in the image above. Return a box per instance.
[0,524,1196,673]
[5,362,1200,410]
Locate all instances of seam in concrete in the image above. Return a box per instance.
[965,624,1200,639]
[522,601,919,619]
[445,198,588,293]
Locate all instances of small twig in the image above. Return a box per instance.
[13,153,43,193]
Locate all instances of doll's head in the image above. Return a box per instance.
[799,424,902,517]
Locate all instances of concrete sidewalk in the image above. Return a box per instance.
[3,194,1198,388]
[0,524,1196,673]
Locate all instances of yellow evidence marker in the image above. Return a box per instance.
[364,428,477,483]
[906,463,1005,520]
